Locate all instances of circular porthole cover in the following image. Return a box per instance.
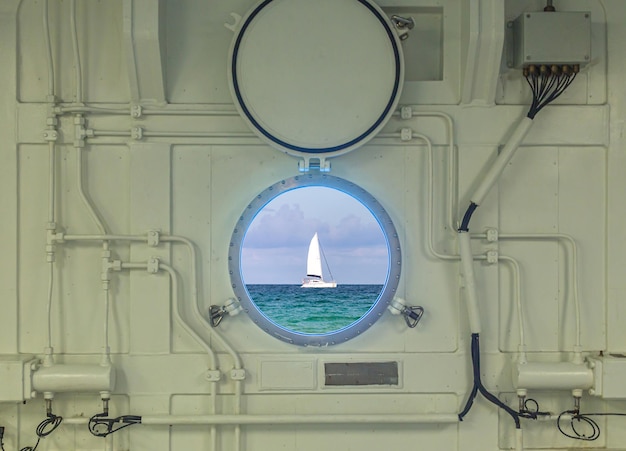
[228,0,404,157]
[228,174,402,346]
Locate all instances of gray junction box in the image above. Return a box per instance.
[511,11,592,68]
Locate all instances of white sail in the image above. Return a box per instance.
[302,233,337,288]
[306,232,323,279]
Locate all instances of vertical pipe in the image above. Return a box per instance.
[458,231,482,334]
[70,0,83,103]
[516,427,524,451]
[161,236,242,369]
[48,141,56,224]
[43,0,55,99]
[46,261,54,349]
[156,263,218,370]
[499,256,527,361]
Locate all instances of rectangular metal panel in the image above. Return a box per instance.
[324,362,399,386]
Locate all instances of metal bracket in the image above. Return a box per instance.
[391,15,415,41]
[298,157,331,173]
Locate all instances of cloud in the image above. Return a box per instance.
[244,205,385,250]
[244,203,329,248]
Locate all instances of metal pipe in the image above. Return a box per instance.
[70,0,82,103]
[473,232,582,353]
[143,109,239,116]
[498,233,581,351]
[394,109,457,230]
[161,236,242,369]
[48,142,55,224]
[62,413,459,426]
[471,117,534,206]
[120,262,218,370]
[458,231,482,334]
[499,256,527,360]
[142,414,460,425]
[63,234,147,242]
[46,261,54,349]
[142,131,255,138]
[43,0,54,99]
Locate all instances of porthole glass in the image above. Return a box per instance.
[229,174,401,346]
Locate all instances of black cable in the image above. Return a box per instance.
[458,202,478,232]
[20,414,63,451]
[89,413,142,438]
[459,333,521,428]
[525,66,577,119]
[556,411,626,441]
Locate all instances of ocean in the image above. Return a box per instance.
[245,284,383,334]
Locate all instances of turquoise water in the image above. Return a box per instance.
[245,284,383,334]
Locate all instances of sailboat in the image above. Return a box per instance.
[301,233,337,288]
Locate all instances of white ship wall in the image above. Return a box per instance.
[0,0,625,449]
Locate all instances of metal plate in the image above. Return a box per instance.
[228,0,404,157]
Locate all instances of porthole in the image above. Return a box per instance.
[228,0,404,158]
[229,174,401,346]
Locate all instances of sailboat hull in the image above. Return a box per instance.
[301,279,338,288]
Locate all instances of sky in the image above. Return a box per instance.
[241,187,390,284]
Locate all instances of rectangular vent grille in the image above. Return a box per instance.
[324,362,399,386]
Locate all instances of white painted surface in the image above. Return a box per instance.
[1,0,625,449]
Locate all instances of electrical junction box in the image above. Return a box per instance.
[588,355,626,399]
[0,355,37,402]
[510,11,591,68]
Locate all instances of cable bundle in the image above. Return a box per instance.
[19,414,63,451]
[88,413,142,437]
[524,64,579,119]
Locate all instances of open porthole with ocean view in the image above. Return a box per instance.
[228,174,402,346]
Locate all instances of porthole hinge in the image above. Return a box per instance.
[298,157,331,173]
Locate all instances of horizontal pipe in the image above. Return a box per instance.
[513,362,593,391]
[32,364,115,394]
[63,234,147,242]
[61,413,459,426]
[143,131,255,138]
[143,109,239,116]
[142,414,459,425]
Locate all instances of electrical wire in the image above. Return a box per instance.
[458,333,521,428]
[20,414,63,451]
[88,413,142,438]
[556,410,626,441]
[524,64,578,119]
